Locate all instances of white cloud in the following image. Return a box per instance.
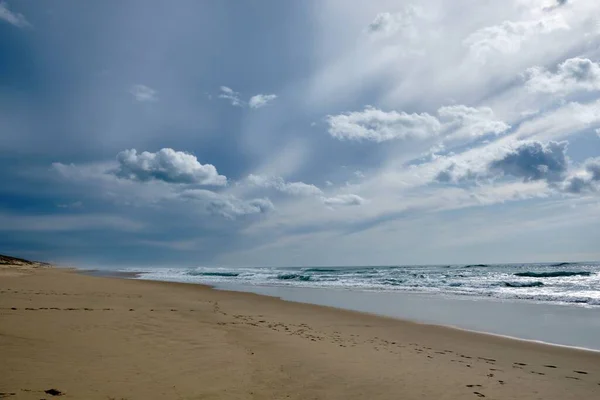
[0,2,31,28]
[435,140,569,184]
[322,194,366,207]
[115,148,227,186]
[247,174,323,196]
[180,189,273,219]
[543,0,568,12]
[525,57,600,94]
[326,106,441,142]
[218,86,244,107]
[130,84,158,102]
[52,160,268,220]
[366,7,420,38]
[463,15,569,62]
[561,157,600,193]
[326,105,508,142]
[438,105,510,139]
[249,94,277,109]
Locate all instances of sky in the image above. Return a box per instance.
[1,0,600,268]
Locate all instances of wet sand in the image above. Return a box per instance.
[1,265,599,399]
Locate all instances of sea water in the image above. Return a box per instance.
[126,262,600,350]
[131,262,600,307]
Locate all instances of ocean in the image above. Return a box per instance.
[129,262,600,307]
[123,262,600,350]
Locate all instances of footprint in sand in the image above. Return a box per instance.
[514,362,527,366]
[473,391,485,397]
[565,376,580,380]
[544,365,557,369]
[466,384,482,388]
[573,370,588,375]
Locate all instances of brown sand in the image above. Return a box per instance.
[1,266,599,399]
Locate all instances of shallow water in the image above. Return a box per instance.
[215,283,600,351]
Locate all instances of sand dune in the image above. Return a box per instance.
[1,266,599,399]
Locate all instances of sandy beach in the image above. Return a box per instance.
[1,265,600,400]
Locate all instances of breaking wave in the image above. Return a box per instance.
[130,261,600,307]
[514,271,592,278]
[503,281,544,288]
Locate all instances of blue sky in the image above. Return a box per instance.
[1,0,600,267]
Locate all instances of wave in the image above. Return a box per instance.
[187,271,240,277]
[514,271,592,278]
[381,278,405,286]
[503,281,544,288]
[130,262,600,308]
[464,264,488,268]
[550,262,573,267]
[303,268,340,273]
[277,274,311,281]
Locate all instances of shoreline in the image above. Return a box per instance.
[120,270,600,352]
[2,265,600,399]
[211,284,600,354]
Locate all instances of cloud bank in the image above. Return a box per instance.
[327,105,508,142]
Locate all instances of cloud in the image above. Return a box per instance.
[0,2,31,28]
[249,94,277,109]
[438,105,510,139]
[326,106,441,142]
[129,84,158,102]
[463,15,569,61]
[587,158,600,181]
[326,105,508,142]
[435,140,568,184]
[543,0,568,11]
[218,86,244,107]
[57,201,83,209]
[322,194,366,207]
[247,174,323,196]
[366,8,419,38]
[180,189,273,219]
[115,148,227,186]
[561,158,600,193]
[525,57,600,94]
[489,141,568,182]
[434,163,478,183]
